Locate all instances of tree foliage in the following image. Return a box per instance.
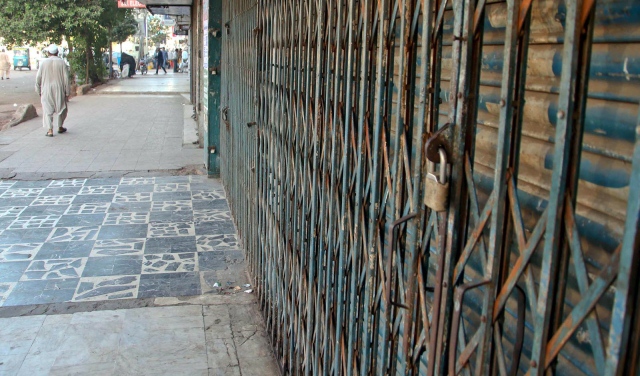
[0,0,139,84]
[148,16,169,45]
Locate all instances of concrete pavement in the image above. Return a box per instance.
[0,75,280,375]
[0,72,203,180]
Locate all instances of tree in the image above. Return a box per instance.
[0,0,138,84]
[147,16,169,45]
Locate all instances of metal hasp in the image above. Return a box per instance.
[214,0,640,374]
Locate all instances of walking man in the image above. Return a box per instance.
[162,47,169,70]
[0,48,10,80]
[35,44,70,137]
[154,47,166,74]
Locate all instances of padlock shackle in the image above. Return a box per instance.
[438,148,447,184]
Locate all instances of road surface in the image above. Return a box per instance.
[0,69,41,126]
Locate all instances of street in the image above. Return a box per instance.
[0,69,41,126]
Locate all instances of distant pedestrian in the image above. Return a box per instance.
[0,48,10,80]
[162,48,168,70]
[35,44,70,137]
[154,47,166,74]
[170,49,178,72]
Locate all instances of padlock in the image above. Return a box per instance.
[423,148,449,212]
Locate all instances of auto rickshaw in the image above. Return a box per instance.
[13,48,31,70]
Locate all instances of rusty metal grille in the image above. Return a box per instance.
[219,0,640,375]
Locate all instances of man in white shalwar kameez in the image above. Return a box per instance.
[35,44,70,137]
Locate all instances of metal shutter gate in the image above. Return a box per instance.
[218,0,640,374]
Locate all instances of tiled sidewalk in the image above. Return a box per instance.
[0,175,243,307]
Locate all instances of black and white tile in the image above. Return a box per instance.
[73,275,139,302]
[196,234,239,252]
[65,203,111,215]
[7,215,60,229]
[0,243,42,262]
[90,239,145,257]
[148,222,195,237]
[0,175,242,307]
[22,258,86,280]
[104,212,150,225]
[113,192,153,203]
[142,253,197,273]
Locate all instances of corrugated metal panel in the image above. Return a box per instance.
[217,0,640,374]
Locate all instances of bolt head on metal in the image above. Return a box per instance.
[557,110,565,119]
[481,315,486,323]
[530,360,537,368]
[457,92,463,99]
[499,99,506,107]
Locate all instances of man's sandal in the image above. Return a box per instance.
[45,132,53,137]
[58,127,67,134]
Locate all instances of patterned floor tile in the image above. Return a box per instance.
[91,239,146,257]
[11,181,50,188]
[40,187,82,196]
[198,252,229,271]
[151,200,192,211]
[144,236,197,254]
[193,209,232,222]
[0,206,26,216]
[104,212,150,225]
[7,215,60,229]
[0,175,241,306]
[0,261,31,282]
[137,272,200,298]
[194,221,236,236]
[116,184,155,193]
[108,205,153,218]
[0,282,16,306]
[82,255,142,277]
[192,199,230,211]
[149,210,193,223]
[120,177,155,185]
[72,194,115,204]
[152,192,191,201]
[48,179,86,188]
[191,191,226,200]
[56,214,106,227]
[0,243,42,262]
[85,178,122,186]
[1,188,43,198]
[98,224,149,240]
[32,195,75,206]
[155,176,190,184]
[22,258,86,280]
[22,205,69,216]
[2,279,79,306]
[78,185,118,195]
[73,275,139,302]
[0,181,16,190]
[148,222,195,238]
[0,228,54,245]
[142,253,196,273]
[35,241,95,260]
[196,234,239,252]
[65,203,111,215]
[154,183,190,192]
[113,192,153,203]
[48,227,100,242]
